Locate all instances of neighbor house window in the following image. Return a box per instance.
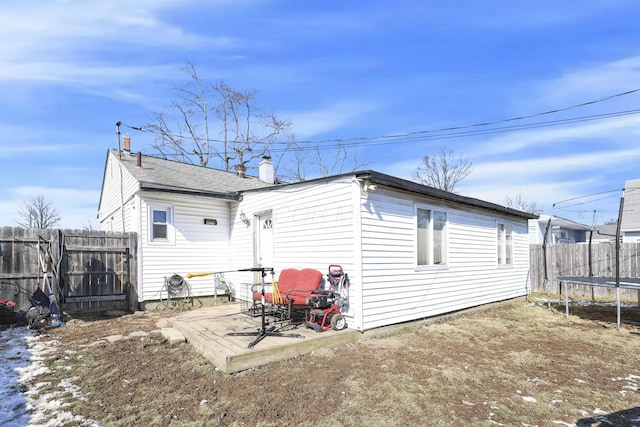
[497,223,513,265]
[417,208,447,266]
[149,205,173,242]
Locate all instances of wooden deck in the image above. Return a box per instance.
[168,302,359,374]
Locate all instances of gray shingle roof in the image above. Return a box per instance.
[593,222,618,240]
[535,214,591,231]
[108,150,538,221]
[113,149,272,198]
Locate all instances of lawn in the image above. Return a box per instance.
[13,297,640,426]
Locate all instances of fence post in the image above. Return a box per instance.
[125,246,137,312]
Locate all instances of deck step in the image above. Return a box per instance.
[168,303,358,373]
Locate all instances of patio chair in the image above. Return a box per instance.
[251,268,323,322]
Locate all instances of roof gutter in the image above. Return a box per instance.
[139,182,241,200]
[237,168,537,220]
[356,171,538,220]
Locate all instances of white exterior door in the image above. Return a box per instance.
[256,213,274,269]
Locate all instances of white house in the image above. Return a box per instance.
[98,148,537,331]
[528,215,592,245]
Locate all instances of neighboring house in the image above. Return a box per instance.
[98,147,537,331]
[528,215,591,245]
[592,222,618,243]
[621,179,640,243]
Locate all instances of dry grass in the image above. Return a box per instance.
[28,299,640,426]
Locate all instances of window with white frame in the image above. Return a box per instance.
[497,222,513,265]
[417,207,447,266]
[149,204,173,242]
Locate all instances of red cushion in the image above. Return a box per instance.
[252,268,322,306]
[297,269,323,291]
[275,269,301,293]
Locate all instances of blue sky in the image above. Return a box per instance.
[2,0,640,229]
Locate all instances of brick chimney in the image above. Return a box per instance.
[259,156,275,184]
[123,135,131,153]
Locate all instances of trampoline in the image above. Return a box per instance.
[553,276,640,329]
[545,191,640,330]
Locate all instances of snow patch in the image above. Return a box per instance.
[612,373,640,395]
[0,325,101,427]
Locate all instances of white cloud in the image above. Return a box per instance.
[0,144,84,158]
[466,178,620,219]
[0,126,98,158]
[286,100,379,139]
[540,55,640,103]
[0,1,237,94]
[0,62,180,84]
[468,114,640,157]
[0,1,223,57]
[471,146,640,181]
[381,140,634,222]
[381,124,640,182]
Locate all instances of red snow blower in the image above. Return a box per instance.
[305,265,349,332]
[0,300,16,325]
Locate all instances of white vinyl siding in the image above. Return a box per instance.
[360,189,529,331]
[138,193,232,302]
[98,151,140,232]
[623,231,640,243]
[527,219,545,244]
[228,178,358,315]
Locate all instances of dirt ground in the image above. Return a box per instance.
[25,297,640,426]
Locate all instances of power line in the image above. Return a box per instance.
[123,88,640,149]
[553,189,622,208]
[286,87,640,146]
[267,108,640,153]
[553,186,640,209]
[124,107,640,154]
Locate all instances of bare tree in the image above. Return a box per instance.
[148,61,214,166]
[147,61,368,181]
[18,195,61,229]
[147,61,292,171]
[276,140,369,182]
[273,138,307,182]
[214,82,292,172]
[505,192,539,214]
[411,147,472,193]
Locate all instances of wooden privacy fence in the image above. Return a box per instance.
[530,242,640,301]
[0,227,138,314]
